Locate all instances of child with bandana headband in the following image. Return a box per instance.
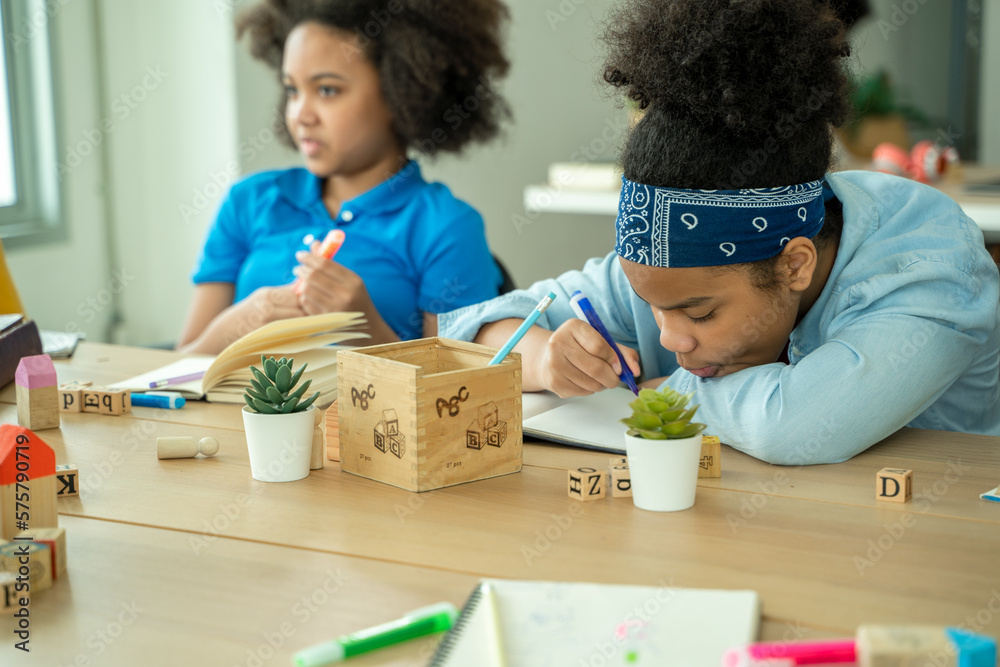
[440,0,1000,465]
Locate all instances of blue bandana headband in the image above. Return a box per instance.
[615,177,826,267]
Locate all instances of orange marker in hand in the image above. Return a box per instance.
[294,229,346,293]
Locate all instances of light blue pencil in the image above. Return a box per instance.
[487,292,557,365]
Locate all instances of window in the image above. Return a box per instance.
[0,0,62,246]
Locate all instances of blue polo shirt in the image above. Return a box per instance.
[192,161,501,340]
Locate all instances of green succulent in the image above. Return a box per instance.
[243,355,319,415]
[621,387,707,440]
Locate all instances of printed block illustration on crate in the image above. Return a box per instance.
[337,338,522,492]
[373,409,406,459]
[466,401,507,450]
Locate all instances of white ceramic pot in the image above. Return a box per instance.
[242,405,315,482]
[624,431,702,511]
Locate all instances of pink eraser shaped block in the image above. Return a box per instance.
[14,354,57,389]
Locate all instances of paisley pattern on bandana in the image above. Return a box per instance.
[615,177,826,267]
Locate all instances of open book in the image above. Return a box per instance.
[110,313,368,404]
[430,579,759,666]
[522,386,637,453]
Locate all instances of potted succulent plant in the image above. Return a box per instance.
[621,387,707,512]
[241,355,319,482]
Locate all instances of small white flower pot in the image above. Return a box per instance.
[624,431,702,511]
[242,405,315,482]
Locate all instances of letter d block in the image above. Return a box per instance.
[568,467,606,501]
[610,465,632,498]
[876,467,912,503]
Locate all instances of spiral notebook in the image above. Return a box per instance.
[428,579,759,666]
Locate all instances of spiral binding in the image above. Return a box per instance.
[427,584,485,666]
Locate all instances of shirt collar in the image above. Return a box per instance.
[275,160,425,221]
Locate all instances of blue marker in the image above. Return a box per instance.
[131,392,186,409]
[488,292,557,365]
[570,290,640,395]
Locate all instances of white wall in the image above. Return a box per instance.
[6,0,113,342]
[96,0,239,345]
[7,0,239,346]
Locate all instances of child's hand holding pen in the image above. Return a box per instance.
[536,318,641,397]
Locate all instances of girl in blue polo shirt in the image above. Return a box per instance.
[178,0,510,353]
[441,0,1000,464]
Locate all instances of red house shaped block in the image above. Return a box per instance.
[0,424,58,539]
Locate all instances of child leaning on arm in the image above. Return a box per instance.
[177,0,512,354]
[440,0,1000,465]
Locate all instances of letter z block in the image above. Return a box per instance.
[568,467,606,501]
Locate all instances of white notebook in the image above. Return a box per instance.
[522,387,637,453]
[429,579,759,666]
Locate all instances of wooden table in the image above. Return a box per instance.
[2,343,999,666]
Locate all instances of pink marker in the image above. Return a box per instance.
[293,229,346,293]
[722,639,856,667]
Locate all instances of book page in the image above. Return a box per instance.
[214,312,366,362]
[108,357,215,398]
[432,580,759,666]
[522,386,636,452]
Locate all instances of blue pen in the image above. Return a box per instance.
[131,393,186,409]
[570,290,640,395]
[488,292,557,365]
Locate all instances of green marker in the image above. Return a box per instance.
[293,602,458,666]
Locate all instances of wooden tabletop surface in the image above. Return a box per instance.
[1,343,998,666]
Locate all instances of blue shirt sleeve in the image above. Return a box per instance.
[666,260,999,465]
[438,252,680,380]
[191,188,250,285]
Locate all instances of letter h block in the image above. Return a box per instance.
[876,467,912,503]
[568,467,606,501]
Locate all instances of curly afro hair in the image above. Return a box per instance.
[236,0,511,158]
[603,0,853,286]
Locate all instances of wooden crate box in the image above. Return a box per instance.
[337,338,522,492]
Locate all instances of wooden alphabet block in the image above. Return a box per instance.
[876,467,913,503]
[81,388,102,413]
[55,464,79,497]
[84,387,130,416]
[58,382,88,413]
[16,527,65,579]
[698,435,721,478]
[856,625,957,667]
[0,540,52,592]
[568,467,606,501]
[610,464,632,498]
[15,354,59,431]
[0,570,29,610]
[609,456,628,467]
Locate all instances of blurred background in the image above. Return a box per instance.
[1,0,997,347]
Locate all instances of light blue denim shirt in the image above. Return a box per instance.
[440,171,1000,464]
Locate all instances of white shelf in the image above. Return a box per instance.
[524,183,1000,241]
